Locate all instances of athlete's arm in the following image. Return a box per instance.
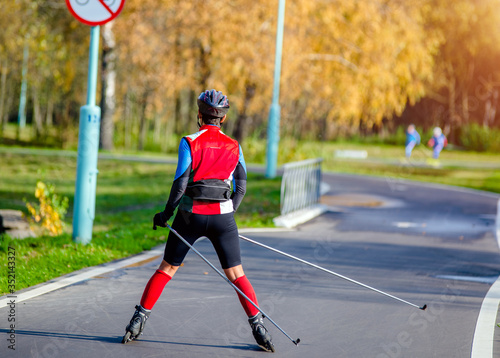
[163,138,192,217]
[231,145,247,212]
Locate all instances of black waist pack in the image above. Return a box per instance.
[185,179,231,202]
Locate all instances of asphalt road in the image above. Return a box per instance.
[1,172,499,358]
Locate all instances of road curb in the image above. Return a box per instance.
[0,246,164,309]
[0,227,294,309]
[273,204,330,228]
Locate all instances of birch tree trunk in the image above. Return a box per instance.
[138,89,149,151]
[0,61,7,135]
[3,92,13,134]
[100,21,116,151]
[32,86,43,138]
[174,92,182,135]
[153,104,161,144]
[484,90,498,128]
[45,97,53,127]
[233,83,256,143]
[123,91,132,149]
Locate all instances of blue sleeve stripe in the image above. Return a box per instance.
[174,138,192,180]
[238,145,247,173]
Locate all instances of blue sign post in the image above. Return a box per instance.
[17,39,29,129]
[265,0,286,179]
[72,26,101,244]
[66,0,125,244]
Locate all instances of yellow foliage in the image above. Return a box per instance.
[25,181,69,236]
[3,0,500,141]
[111,0,440,137]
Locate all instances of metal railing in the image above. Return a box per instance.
[280,158,323,215]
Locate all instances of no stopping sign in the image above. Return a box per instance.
[66,0,125,26]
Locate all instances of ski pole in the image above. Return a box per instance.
[166,224,301,346]
[239,234,427,311]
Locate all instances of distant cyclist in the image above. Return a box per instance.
[122,89,275,352]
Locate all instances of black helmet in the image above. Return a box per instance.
[197,89,230,118]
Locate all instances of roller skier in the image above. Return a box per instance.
[122,89,275,353]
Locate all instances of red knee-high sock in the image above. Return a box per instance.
[140,269,172,310]
[233,275,260,317]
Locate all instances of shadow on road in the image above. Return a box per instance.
[0,328,261,352]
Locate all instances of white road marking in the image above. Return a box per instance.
[471,276,500,357]
[393,222,422,228]
[471,199,500,358]
[239,227,295,233]
[435,275,497,284]
[496,199,500,249]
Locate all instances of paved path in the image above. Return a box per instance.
[1,172,499,357]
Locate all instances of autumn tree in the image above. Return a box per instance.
[420,0,500,139]
[2,0,499,149]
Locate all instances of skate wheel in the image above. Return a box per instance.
[122,331,132,344]
[268,343,276,353]
[259,342,275,353]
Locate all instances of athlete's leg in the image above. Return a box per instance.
[206,213,260,317]
[123,211,203,342]
[139,211,204,310]
[223,264,244,281]
[225,264,274,351]
[139,261,178,310]
[158,260,180,277]
[207,213,274,352]
[225,265,260,317]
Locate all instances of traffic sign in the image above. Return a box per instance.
[66,0,125,26]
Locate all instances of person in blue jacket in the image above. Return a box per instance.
[405,124,421,158]
[427,127,448,159]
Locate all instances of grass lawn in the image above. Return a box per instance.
[254,138,500,194]
[1,139,499,295]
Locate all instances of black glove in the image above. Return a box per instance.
[153,208,173,230]
[153,212,167,230]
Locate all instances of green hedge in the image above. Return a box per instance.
[458,123,500,152]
